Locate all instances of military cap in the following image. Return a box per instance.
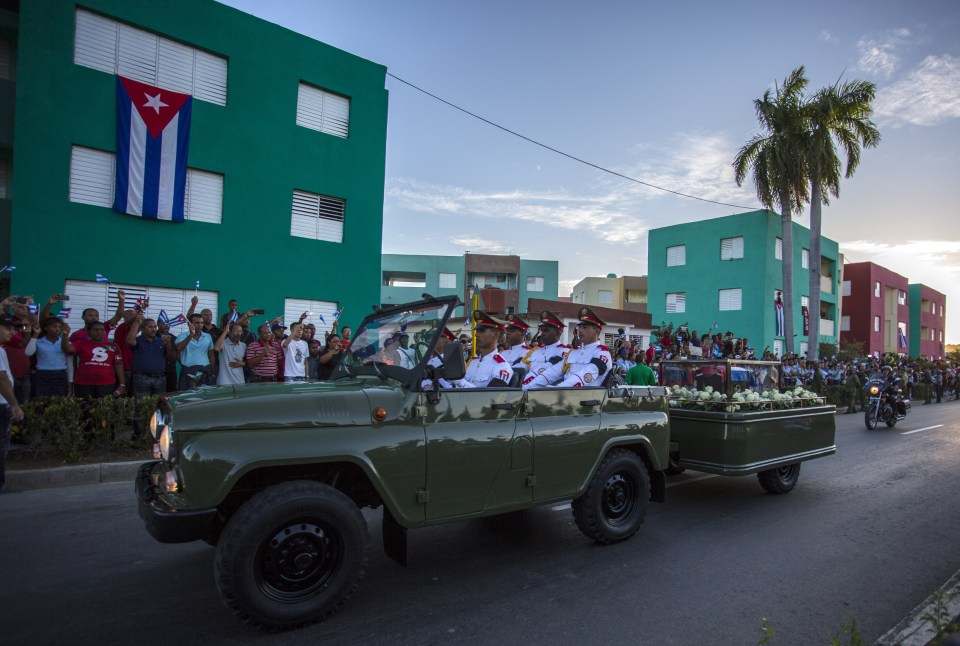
[576,306,605,328]
[473,310,507,331]
[505,313,529,332]
[539,310,564,330]
[440,327,457,342]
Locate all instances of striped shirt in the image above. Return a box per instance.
[244,340,281,378]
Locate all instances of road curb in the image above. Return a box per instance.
[6,460,145,491]
[875,569,960,645]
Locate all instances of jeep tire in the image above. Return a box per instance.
[572,448,650,544]
[757,463,801,494]
[214,481,369,631]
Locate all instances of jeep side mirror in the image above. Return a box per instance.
[441,342,466,381]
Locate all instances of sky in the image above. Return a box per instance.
[221,0,960,344]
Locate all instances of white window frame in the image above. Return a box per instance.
[720,237,744,260]
[526,276,544,292]
[597,290,613,305]
[290,190,345,243]
[74,9,228,105]
[799,341,809,356]
[875,281,881,298]
[666,292,686,314]
[284,298,339,339]
[801,248,809,269]
[296,82,350,139]
[775,237,782,260]
[718,288,742,311]
[773,339,784,358]
[68,146,223,223]
[666,245,686,267]
[801,295,809,309]
[840,316,850,332]
[439,273,457,289]
[842,280,851,297]
[898,290,906,306]
[874,315,880,332]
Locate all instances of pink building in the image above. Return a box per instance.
[840,262,910,356]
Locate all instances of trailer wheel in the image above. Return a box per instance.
[757,463,801,494]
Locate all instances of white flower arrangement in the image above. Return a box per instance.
[667,385,825,411]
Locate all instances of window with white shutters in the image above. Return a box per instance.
[439,273,458,289]
[291,190,345,243]
[284,298,339,338]
[801,248,809,269]
[69,146,115,207]
[840,316,850,332]
[666,245,686,267]
[842,280,851,296]
[598,290,613,305]
[775,237,782,260]
[718,288,742,311]
[898,290,906,305]
[799,341,808,356]
[666,292,686,314]
[74,9,228,105]
[874,281,881,298]
[296,83,350,139]
[874,316,880,332]
[64,280,217,340]
[720,237,744,260]
[68,146,222,222]
[801,295,809,308]
[526,276,544,292]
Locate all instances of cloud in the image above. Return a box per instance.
[874,54,960,127]
[841,239,960,280]
[448,236,512,254]
[855,28,912,79]
[819,30,837,43]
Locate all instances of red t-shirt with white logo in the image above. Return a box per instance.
[73,339,123,385]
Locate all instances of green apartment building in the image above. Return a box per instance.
[648,210,840,358]
[2,0,388,334]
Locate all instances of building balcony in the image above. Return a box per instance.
[820,275,833,294]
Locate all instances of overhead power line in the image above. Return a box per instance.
[386,72,757,211]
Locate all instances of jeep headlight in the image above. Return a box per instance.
[155,425,174,461]
[869,386,880,395]
[149,410,165,439]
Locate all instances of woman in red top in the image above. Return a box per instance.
[71,321,125,399]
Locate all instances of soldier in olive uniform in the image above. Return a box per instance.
[844,368,861,414]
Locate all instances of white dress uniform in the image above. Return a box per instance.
[522,341,612,389]
[499,343,531,366]
[448,350,514,388]
[521,342,569,378]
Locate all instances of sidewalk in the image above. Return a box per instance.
[4,459,146,491]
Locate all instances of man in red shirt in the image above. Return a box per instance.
[69,290,126,344]
[70,321,125,399]
[1,301,33,404]
[244,323,282,383]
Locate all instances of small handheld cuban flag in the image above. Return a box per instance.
[136,296,148,312]
[317,313,325,324]
[168,313,188,327]
[229,310,239,323]
[334,307,344,320]
[0,265,14,273]
[28,303,39,316]
[157,309,169,325]
[58,307,72,320]
[95,273,111,284]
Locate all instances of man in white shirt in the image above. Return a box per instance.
[282,322,309,382]
[448,311,513,388]
[215,321,249,385]
[523,307,612,389]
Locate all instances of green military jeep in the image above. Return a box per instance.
[137,295,672,631]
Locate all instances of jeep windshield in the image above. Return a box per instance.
[332,298,457,382]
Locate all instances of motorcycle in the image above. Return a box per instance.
[864,376,911,430]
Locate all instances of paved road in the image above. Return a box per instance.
[1,400,958,645]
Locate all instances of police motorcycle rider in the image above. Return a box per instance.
[522,307,612,389]
[865,364,910,428]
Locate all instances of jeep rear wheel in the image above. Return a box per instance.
[214,481,368,631]
[572,449,650,544]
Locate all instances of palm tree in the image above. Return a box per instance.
[803,79,880,361]
[734,67,810,357]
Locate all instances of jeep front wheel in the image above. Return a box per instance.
[214,481,369,631]
[572,449,650,544]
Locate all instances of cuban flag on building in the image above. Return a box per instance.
[898,327,908,348]
[113,76,193,222]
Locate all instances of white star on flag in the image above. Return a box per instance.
[143,92,168,114]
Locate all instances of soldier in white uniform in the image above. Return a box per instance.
[422,327,458,389]
[521,310,569,379]
[447,310,514,388]
[499,314,531,366]
[523,307,611,389]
